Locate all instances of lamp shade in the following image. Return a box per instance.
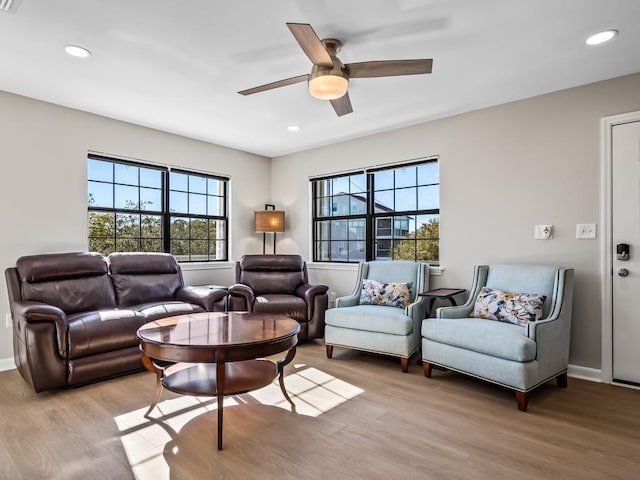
[254,210,285,233]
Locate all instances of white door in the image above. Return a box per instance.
[612,119,640,385]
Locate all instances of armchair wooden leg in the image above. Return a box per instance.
[515,391,528,412]
[400,357,409,373]
[326,344,333,359]
[556,372,568,388]
[423,361,433,378]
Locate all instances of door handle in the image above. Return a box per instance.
[617,268,629,277]
[617,243,630,260]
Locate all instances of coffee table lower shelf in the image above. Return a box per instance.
[162,359,279,397]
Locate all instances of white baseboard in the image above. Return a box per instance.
[568,364,602,382]
[0,357,16,372]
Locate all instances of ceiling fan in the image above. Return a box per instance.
[238,22,433,117]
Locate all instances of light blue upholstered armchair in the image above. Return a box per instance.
[421,264,574,411]
[325,261,429,372]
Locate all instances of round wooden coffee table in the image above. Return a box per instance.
[136,311,300,450]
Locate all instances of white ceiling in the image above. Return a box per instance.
[1,0,639,158]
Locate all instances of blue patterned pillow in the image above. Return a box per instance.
[472,287,546,326]
[360,279,412,308]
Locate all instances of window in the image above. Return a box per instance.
[311,158,439,263]
[87,154,228,262]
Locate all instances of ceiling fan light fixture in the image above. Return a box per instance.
[309,71,349,100]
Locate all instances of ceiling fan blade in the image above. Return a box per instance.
[330,92,353,117]
[238,74,309,96]
[286,23,333,67]
[347,59,433,78]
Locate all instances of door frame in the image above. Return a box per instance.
[601,110,640,384]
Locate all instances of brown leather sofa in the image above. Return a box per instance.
[5,252,227,392]
[227,254,329,340]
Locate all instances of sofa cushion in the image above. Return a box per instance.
[253,294,307,322]
[421,317,537,362]
[67,309,146,358]
[133,301,206,322]
[17,252,116,314]
[237,255,306,295]
[485,264,557,318]
[360,280,412,308]
[109,252,184,306]
[326,305,413,335]
[365,261,420,302]
[473,287,546,326]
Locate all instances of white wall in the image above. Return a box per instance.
[0,91,271,361]
[3,73,640,371]
[272,72,640,370]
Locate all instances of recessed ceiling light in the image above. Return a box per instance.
[287,125,301,132]
[64,45,92,58]
[585,30,618,46]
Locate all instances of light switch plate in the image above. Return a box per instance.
[535,225,553,240]
[576,223,597,239]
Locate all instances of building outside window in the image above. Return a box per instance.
[87,154,228,262]
[311,158,439,263]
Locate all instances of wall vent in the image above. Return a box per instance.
[0,0,22,14]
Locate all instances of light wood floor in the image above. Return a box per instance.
[1,341,639,480]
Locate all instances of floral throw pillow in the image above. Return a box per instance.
[360,279,413,308]
[472,286,546,326]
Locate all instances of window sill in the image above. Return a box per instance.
[429,266,444,276]
[307,262,443,275]
[307,262,359,271]
[179,261,234,271]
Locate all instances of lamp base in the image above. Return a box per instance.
[262,232,277,254]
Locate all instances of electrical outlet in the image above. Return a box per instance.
[535,225,553,240]
[329,291,337,307]
[5,313,12,329]
[576,223,597,239]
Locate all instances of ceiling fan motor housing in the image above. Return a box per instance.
[308,41,349,100]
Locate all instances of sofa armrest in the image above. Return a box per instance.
[436,304,474,319]
[336,295,359,308]
[176,286,227,312]
[12,301,68,357]
[295,283,329,304]
[526,316,555,340]
[525,296,571,350]
[527,315,571,380]
[526,268,574,379]
[296,283,329,322]
[406,297,429,322]
[228,284,255,311]
[435,264,486,319]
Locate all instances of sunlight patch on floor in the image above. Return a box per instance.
[247,366,364,417]
[114,365,363,479]
[115,395,228,478]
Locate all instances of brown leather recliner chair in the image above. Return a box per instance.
[227,254,329,340]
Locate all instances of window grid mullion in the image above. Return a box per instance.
[311,158,439,263]
[88,156,228,262]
